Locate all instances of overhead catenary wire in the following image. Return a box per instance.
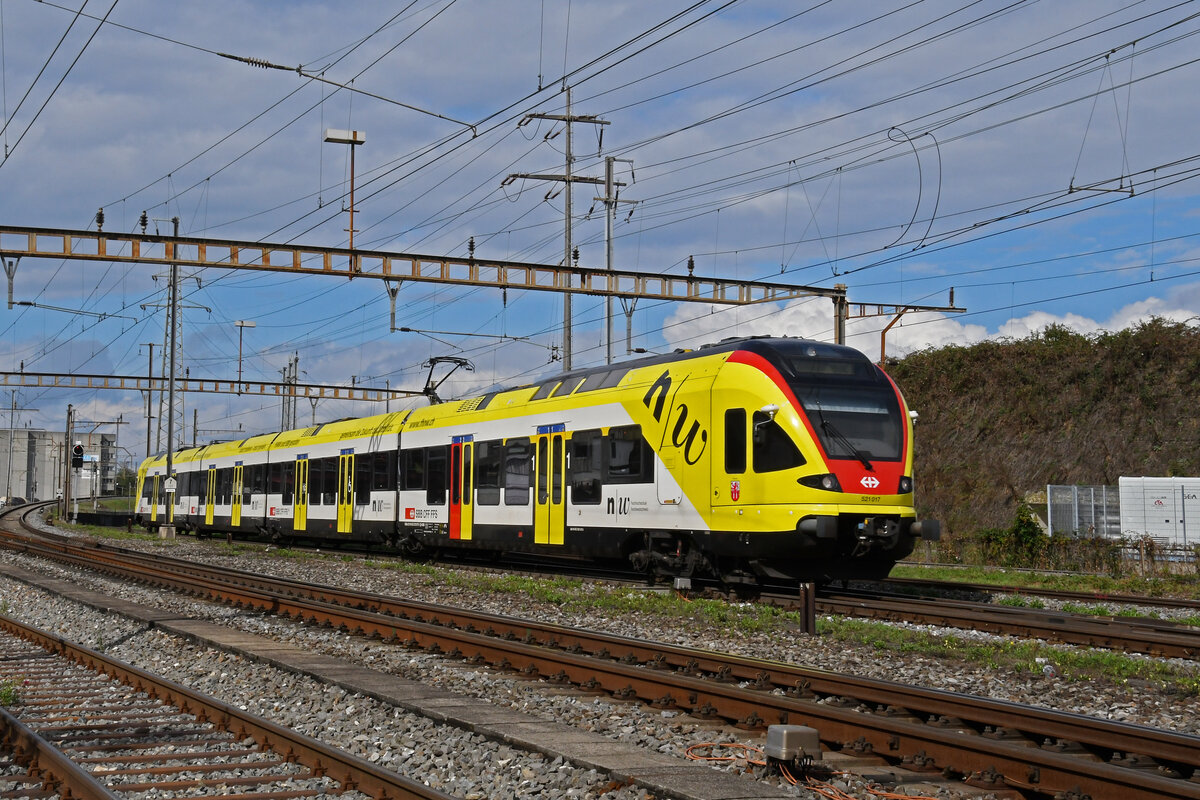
[7,3,1200,452]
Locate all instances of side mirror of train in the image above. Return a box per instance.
[753,403,780,444]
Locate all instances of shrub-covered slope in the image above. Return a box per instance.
[887,319,1200,536]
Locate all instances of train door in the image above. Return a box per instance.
[205,467,216,525]
[232,463,244,527]
[534,426,565,546]
[294,456,309,532]
[149,475,160,523]
[449,436,474,541]
[336,450,353,535]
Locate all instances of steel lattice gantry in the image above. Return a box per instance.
[0,225,843,306]
[0,372,416,402]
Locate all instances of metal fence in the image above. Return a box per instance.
[1046,484,1121,538]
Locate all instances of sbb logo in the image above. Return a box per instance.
[860,476,880,489]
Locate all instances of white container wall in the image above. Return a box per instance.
[1118,477,1200,546]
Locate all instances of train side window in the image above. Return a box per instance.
[426,446,448,505]
[606,425,652,484]
[218,468,233,504]
[475,441,502,506]
[320,457,338,505]
[450,446,462,505]
[752,412,806,473]
[503,438,531,505]
[536,438,548,503]
[269,463,283,495]
[575,371,610,393]
[305,460,320,504]
[550,377,584,397]
[599,369,627,388]
[355,455,372,505]
[531,381,560,400]
[282,462,295,505]
[569,429,603,504]
[198,473,207,508]
[463,444,473,507]
[140,477,153,501]
[401,449,425,490]
[372,451,396,492]
[724,409,747,474]
[551,436,563,503]
[243,465,259,503]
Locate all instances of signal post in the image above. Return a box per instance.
[70,439,83,524]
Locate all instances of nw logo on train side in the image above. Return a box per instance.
[642,369,708,465]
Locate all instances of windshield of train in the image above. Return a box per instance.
[784,357,903,462]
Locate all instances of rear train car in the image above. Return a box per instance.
[135,337,937,583]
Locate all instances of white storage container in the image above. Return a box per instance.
[1118,477,1200,545]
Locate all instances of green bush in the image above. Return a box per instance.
[926,504,1127,574]
[978,505,1046,567]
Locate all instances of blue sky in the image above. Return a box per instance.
[1,0,1199,464]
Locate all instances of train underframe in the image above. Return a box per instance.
[139,509,938,587]
[624,513,939,585]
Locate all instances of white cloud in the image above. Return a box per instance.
[657,279,1200,362]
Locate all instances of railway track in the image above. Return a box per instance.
[3,507,1199,799]
[881,574,1200,612]
[809,588,1200,659]
[0,614,454,799]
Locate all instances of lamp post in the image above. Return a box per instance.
[323,128,365,255]
[235,320,256,387]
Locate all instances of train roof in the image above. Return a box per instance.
[518,335,875,391]
[141,409,410,469]
[138,337,873,471]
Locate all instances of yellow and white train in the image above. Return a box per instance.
[136,337,938,583]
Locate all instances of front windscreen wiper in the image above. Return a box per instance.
[815,406,874,471]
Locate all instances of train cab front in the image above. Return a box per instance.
[787,345,938,578]
[713,339,938,582]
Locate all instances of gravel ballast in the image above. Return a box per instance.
[2,526,1198,798]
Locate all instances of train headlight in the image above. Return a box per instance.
[799,473,841,492]
[898,476,913,494]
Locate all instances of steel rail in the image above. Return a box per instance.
[882,576,1200,612]
[814,591,1200,659]
[0,702,121,799]
[2,522,1198,799]
[0,614,456,800]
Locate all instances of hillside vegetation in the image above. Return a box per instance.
[887,318,1200,538]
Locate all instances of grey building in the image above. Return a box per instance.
[0,429,118,502]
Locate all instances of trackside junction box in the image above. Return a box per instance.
[1119,477,1200,546]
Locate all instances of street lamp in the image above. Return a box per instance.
[323,128,366,253]
[234,320,256,386]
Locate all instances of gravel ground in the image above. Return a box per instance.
[106,535,1200,734]
[2,524,1198,799]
